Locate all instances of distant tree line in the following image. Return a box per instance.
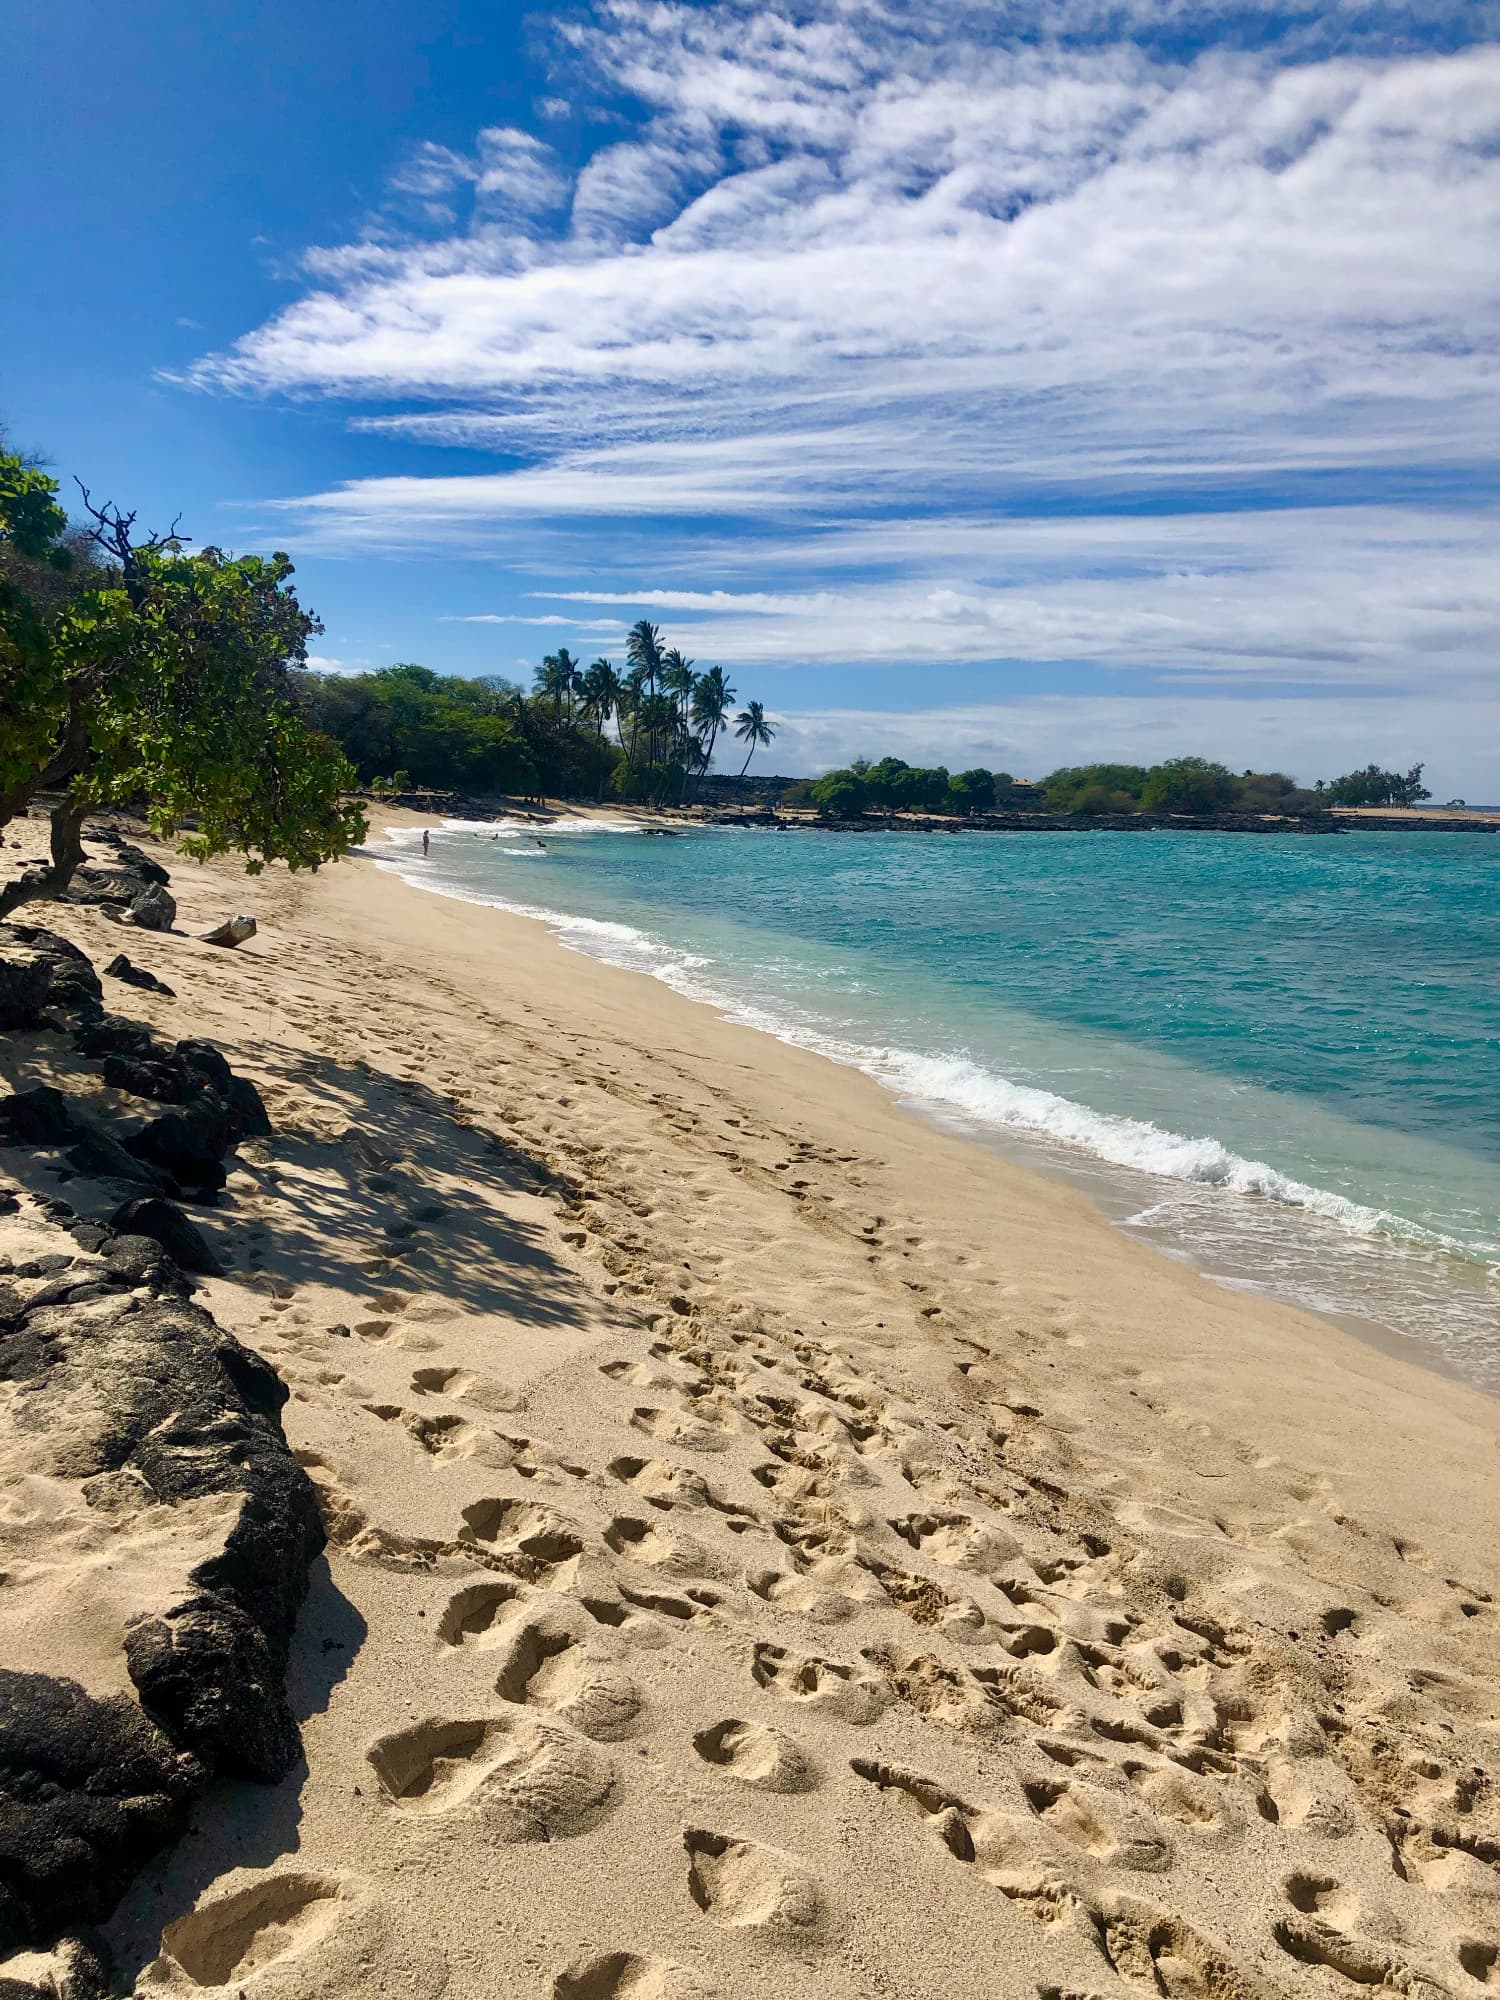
[297,621,777,806]
[785,755,1432,820]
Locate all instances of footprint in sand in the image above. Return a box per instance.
[630,1406,732,1453]
[750,1641,891,1724]
[682,1830,824,1938]
[862,1558,986,1635]
[851,1759,977,1861]
[145,1871,347,1989]
[411,1364,476,1397]
[745,1567,859,1624]
[889,1509,1018,1571]
[436,1579,528,1648]
[365,1711,615,1840]
[552,1952,720,1998]
[693,1718,819,1793]
[459,1498,585,1583]
[606,1456,755,1521]
[1021,1777,1172,1873]
[603,1514,714,1578]
[494,1615,644,1741]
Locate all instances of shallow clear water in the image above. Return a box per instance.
[376,819,1500,1384]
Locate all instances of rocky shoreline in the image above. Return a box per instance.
[0,836,323,1994]
[700,806,1500,835]
[383,793,1499,836]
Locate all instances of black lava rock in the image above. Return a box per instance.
[108,1197,225,1278]
[0,1291,324,1947]
[0,928,104,1026]
[102,954,176,998]
[0,1669,201,1951]
[0,1087,81,1147]
[126,884,175,932]
[122,1100,231,1194]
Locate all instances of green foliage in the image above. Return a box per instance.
[858,757,951,812]
[298,664,547,796]
[1036,758,1346,817]
[1,448,366,914]
[1139,756,1236,814]
[1041,764,1151,812]
[810,769,867,816]
[732,700,776,777]
[1324,763,1431,808]
[949,768,996,814]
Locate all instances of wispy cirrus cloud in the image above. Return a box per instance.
[185,0,1500,784]
[438,612,627,628]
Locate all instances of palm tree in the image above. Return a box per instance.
[579,657,623,799]
[579,657,621,740]
[619,664,648,763]
[536,647,580,721]
[626,619,663,700]
[690,665,737,782]
[661,648,696,740]
[732,700,776,777]
[638,693,680,779]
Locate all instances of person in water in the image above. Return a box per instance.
[421,828,430,856]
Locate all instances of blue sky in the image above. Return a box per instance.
[6,0,1499,794]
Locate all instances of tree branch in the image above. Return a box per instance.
[0,797,89,921]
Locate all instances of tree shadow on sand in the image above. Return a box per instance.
[207,1042,591,1329]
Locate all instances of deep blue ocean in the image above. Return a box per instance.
[378,820,1500,1384]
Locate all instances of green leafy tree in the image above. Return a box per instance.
[0,458,365,918]
[897,766,951,811]
[1324,762,1430,808]
[810,768,866,817]
[862,756,911,813]
[1041,764,1150,812]
[732,700,776,777]
[1139,757,1236,814]
[949,768,995,814]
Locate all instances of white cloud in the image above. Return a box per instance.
[186,2,1500,792]
[388,126,567,216]
[304,653,372,674]
[439,612,627,627]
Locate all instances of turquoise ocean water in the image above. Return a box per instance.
[376,820,1500,1385]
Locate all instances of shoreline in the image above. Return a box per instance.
[10,819,1499,1995]
[366,791,1500,836]
[374,809,1499,1396]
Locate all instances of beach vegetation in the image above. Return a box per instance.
[1324,763,1431,808]
[949,768,995,814]
[810,769,868,817]
[1041,764,1151,811]
[732,701,776,777]
[1139,756,1237,814]
[0,445,365,917]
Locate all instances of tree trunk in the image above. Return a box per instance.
[0,795,89,920]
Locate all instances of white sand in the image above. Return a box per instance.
[6,814,1499,1999]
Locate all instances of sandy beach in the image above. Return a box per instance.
[5,812,1500,1999]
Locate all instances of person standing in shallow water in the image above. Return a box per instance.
[422,828,430,857]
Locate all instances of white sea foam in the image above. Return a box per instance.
[372,827,1478,1267]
